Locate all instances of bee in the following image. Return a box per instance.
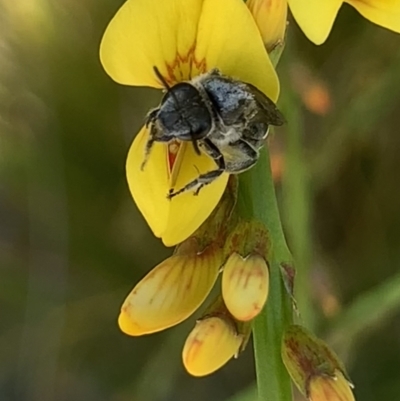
[142,68,285,198]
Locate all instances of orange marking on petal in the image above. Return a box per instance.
[164,42,207,84]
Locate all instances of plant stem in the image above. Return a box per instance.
[237,147,293,401]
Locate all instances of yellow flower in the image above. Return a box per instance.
[118,234,264,375]
[222,252,269,321]
[289,0,400,44]
[119,240,222,335]
[247,0,288,51]
[100,0,279,246]
[182,316,242,376]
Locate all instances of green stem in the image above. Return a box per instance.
[237,147,293,401]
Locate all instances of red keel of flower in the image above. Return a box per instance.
[168,141,181,171]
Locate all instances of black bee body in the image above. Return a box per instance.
[143,69,284,197]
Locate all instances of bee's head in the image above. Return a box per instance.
[157,82,212,142]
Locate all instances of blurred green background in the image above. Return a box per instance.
[1,1,400,400]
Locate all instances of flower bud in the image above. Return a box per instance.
[282,325,354,400]
[247,0,287,52]
[182,316,242,377]
[309,371,355,401]
[222,252,269,321]
[119,241,222,336]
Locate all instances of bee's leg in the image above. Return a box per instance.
[201,138,226,169]
[145,108,159,127]
[141,135,155,171]
[168,168,225,199]
[141,120,162,170]
[141,109,159,170]
[168,139,225,198]
[191,137,202,156]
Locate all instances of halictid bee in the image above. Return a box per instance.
[143,67,285,198]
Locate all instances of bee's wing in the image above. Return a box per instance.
[245,83,285,126]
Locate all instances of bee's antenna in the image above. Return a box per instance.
[191,139,201,156]
[152,66,202,156]
[153,66,171,90]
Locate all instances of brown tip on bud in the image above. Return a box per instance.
[224,220,271,259]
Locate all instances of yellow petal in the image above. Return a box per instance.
[347,0,400,32]
[195,0,280,101]
[126,126,170,237]
[309,371,355,401]
[288,0,343,45]
[182,317,242,376]
[118,246,221,335]
[222,253,269,321]
[163,141,229,246]
[100,0,203,87]
[126,126,229,246]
